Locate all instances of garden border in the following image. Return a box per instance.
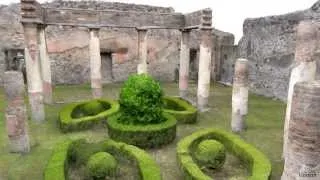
[44,139,162,180]
[177,128,272,180]
[163,96,197,124]
[107,113,177,148]
[59,99,119,132]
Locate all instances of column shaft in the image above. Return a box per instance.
[179,30,190,98]
[23,23,45,122]
[89,28,102,98]
[282,81,320,180]
[137,29,148,74]
[283,21,317,159]
[197,29,212,111]
[4,71,30,153]
[231,59,249,132]
[39,26,52,104]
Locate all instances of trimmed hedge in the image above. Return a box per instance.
[163,96,197,124]
[87,152,118,179]
[177,128,272,180]
[59,99,119,132]
[194,140,226,169]
[44,140,72,180]
[44,139,162,180]
[107,113,177,148]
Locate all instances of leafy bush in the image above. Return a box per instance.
[87,152,118,179]
[194,140,226,169]
[118,74,165,125]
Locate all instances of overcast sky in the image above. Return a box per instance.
[2,0,317,43]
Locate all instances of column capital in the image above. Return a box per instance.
[136,27,149,32]
[88,26,100,31]
[179,28,192,33]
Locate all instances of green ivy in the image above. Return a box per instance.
[118,74,165,125]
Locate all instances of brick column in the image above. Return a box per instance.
[38,25,52,104]
[197,28,213,111]
[89,28,102,98]
[22,22,45,122]
[179,29,191,98]
[4,71,30,153]
[231,58,249,132]
[283,21,317,159]
[282,81,320,180]
[136,28,148,74]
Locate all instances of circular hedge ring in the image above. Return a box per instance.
[107,113,177,148]
[59,99,119,132]
[163,96,197,124]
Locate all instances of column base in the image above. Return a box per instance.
[29,92,45,122]
[179,90,188,99]
[9,134,30,153]
[43,81,52,104]
[197,95,209,112]
[231,111,246,133]
[92,88,103,99]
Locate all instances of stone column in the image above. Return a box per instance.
[22,22,45,122]
[137,28,148,74]
[231,59,249,133]
[4,71,30,153]
[283,21,317,159]
[179,29,191,98]
[282,81,320,180]
[89,28,102,98]
[38,25,52,104]
[197,28,213,111]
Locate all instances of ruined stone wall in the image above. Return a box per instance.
[238,0,320,100]
[0,1,234,86]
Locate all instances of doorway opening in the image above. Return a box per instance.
[101,52,114,84]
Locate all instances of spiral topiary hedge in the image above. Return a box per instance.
[44,139,162,180]
[59,99,119,132]
[107,113,177,148]
[177,128,272,180]
[163,96,197,124]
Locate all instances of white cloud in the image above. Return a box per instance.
[2,0,316,43]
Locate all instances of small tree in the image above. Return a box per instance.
[118,74,165,124]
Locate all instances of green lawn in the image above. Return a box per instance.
[0,82,285,180]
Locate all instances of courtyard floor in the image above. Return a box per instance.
[0,82,285,180]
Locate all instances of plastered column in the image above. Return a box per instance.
[179,29,191,98]
[197,28,213,111]
[231,59,249,133]
[283,21,317,159]
[282,81,320,180]
[4,71,30,153]
[38,26,52,104]
[89,28,102,98]
[22,23,45,122]
[137,28,148,74]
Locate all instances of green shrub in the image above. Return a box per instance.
[87,152,118,179]
[107,113,176,148]
[44,139,162,180]
[194,140,226,169]
[119,74,165,125]
[59,99,119,132]
[163,96,197,124]
[82,100,105,116]
[176,128,272,180]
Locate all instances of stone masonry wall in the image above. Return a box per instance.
[0,0,234,86]
[238,0,320,101]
